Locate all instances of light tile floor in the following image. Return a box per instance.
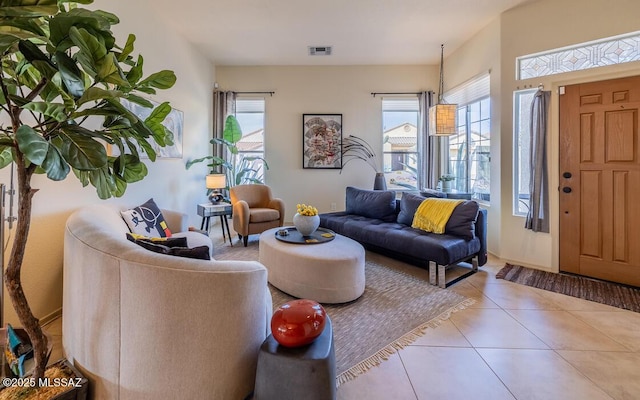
[44,253,640,400]
[337,255,640,400]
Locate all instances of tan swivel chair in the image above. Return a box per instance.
[230,184,285,246]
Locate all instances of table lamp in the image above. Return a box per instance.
[206,174,226,204]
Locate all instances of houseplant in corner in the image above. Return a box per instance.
[186,114,269,192]
[0,0,176,395]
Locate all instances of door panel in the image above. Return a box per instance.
[559,75,640,286]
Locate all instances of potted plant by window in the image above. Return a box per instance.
[341,135,386,190]
[186,115,269,195]
[0,0,176,396]
[439,174,455,192]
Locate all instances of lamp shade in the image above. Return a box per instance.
[428,103,458,136]
[206,174,226,189]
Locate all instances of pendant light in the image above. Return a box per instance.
[429,44,458,136]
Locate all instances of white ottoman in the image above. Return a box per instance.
[259,227,365,303]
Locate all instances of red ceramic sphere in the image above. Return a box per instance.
[271,299,327,347]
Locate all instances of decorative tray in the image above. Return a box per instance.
[274,227,336,244]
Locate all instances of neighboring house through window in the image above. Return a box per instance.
[382,97,420,190]
[234,97,266,183]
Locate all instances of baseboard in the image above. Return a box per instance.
[40,307,62,327]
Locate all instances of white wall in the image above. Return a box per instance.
[1,0,214,324]
[446,18,502,256]
[215,65,438,221]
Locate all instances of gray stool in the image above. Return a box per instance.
[254,316,336,400]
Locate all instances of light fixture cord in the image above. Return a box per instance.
[438,44,445,104]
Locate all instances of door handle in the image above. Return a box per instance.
[562,187,572,193]
[563,172,572,179]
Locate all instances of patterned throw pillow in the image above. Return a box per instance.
[121,198,172,237]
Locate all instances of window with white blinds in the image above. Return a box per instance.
[443,74,491,202]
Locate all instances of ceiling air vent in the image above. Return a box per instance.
[308,46,332,56]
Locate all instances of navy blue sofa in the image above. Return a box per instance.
[319,187,487,288]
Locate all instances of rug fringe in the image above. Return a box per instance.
[336,297,476,387]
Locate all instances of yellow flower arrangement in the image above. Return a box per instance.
[296,203,318,216]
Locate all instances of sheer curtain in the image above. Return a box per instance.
[418,91,440,189]
[525,90,551,232]
[212,90,236,167]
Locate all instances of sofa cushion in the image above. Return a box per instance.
[345,186,397,222]
[121,198,172,237]
[397,192,426,226]
[419,189,447,198]
[445,200,480,241]
[397,193,479,240]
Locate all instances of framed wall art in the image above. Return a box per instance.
[302,113,342,169]
[111,98,184,159]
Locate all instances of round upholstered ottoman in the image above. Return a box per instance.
[259,227,365,303]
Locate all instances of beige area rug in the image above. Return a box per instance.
[212,236,474,385]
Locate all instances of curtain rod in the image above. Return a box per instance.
[234,91,275,96]
[371,92,422,97]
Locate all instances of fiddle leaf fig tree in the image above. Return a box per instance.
[0,0,176,382]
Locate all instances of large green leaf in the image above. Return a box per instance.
[117,33,135,62]
[126,54,143,85]
[138,70,176,90]
[0,147,13,169]
[0,0,58,17]
[16,125,48,165]
[23,101,67,121]
[112,174,127,197]
[113,154,147,183]
[97,53,128,86]
[77,87,122,105]
[18,40,50,64]
[88,167,116,199]
[69,26,106,77]
[124,93,152,108]
[58,0,94,4]
[58,128,107,170]
[223,115,243,145]
[41,145,70,180]
[53,51,85,98]
[31,59,57,80]
[49,7,112,48]
[0,29,47,54]
[145,101,170,126]
[0,17,47,37]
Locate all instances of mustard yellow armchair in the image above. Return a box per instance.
[230,184,285,246]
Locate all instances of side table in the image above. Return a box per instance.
[254,316,336,400]
[197,202,232,245]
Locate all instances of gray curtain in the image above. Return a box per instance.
[418,91,439,189]
[525,90,551,232]
[212,90,236,170]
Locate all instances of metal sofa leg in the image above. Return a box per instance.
[428,261,437,286]
[438,264,446,288]
[472,256,479,272]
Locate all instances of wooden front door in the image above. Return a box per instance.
[559,75,640,286]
